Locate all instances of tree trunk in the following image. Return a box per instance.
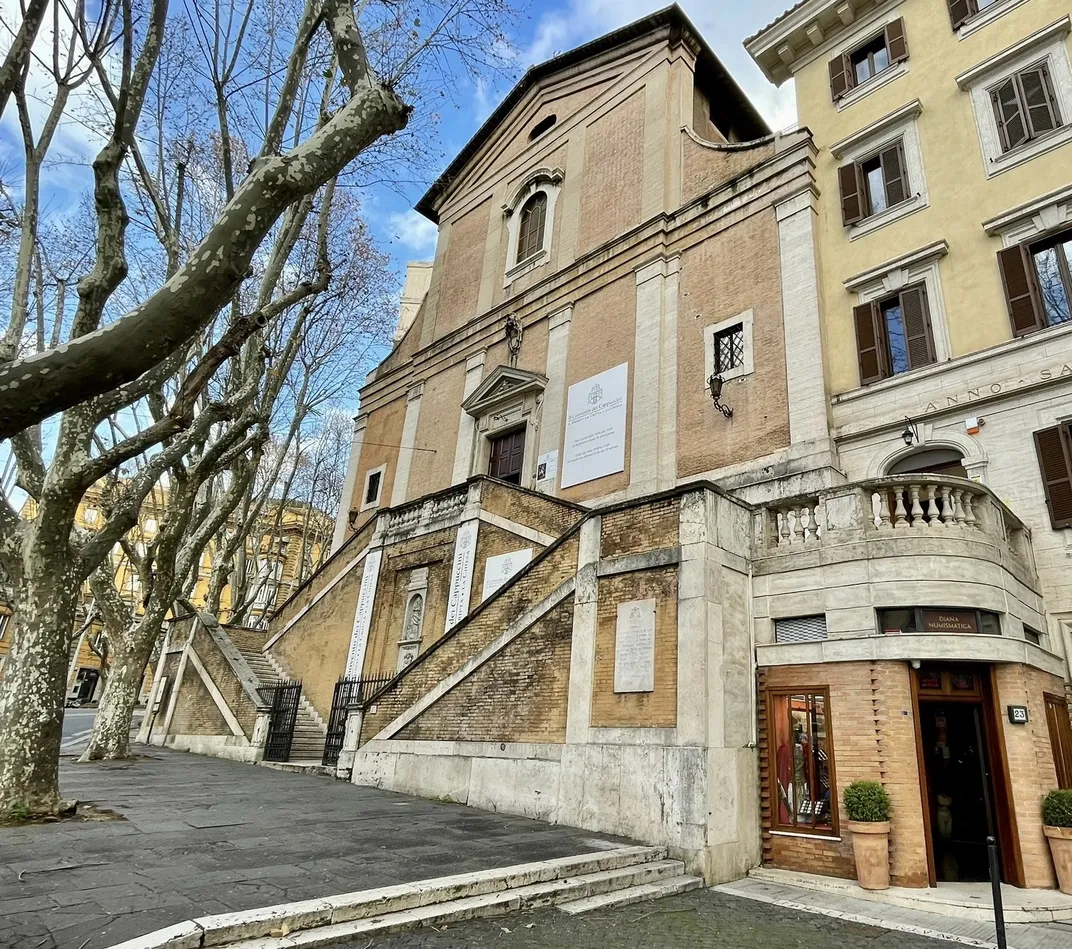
[0,556,80,815]
[81,615,163,761]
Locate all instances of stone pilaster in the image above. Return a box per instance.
[332,414,367,551]
[390,383,424,506]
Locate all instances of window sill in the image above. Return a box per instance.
[986,124,1072,178]
[769,830,841,842]
[837,62,907,112]
[958,0,1033,41]
[504,248,549,287]
[849,194,927,241]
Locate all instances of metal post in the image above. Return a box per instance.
[987,836,1007,949]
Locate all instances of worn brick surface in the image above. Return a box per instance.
[168,657,230,737]
[432,198,492,340]
[682,134,777,205]
[479,479,584,540]
[592,567,678,729]
[600,498,679,558]
[397,598,574,743]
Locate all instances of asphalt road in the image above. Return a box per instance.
[59,707,143,756]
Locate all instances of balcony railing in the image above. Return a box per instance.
[758,475,1036,578]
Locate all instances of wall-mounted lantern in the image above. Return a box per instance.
[708,373,733,419]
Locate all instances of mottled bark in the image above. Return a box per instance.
[0,0,50,121]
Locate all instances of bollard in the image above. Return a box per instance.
[987,836,1007,949]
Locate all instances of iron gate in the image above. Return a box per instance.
[260,679,302,762]
[322,674,392,766]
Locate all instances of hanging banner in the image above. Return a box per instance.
[344,547,382,678]
[445,519,479,630]
[560,363,628,489]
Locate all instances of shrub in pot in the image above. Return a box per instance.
[1043,789,1072,895]
[843,781,892,890]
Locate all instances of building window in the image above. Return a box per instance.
[829,19,908,101]
[769,689,836,836]
[853,284,935,384]
[0,613,9,640]
[712,324,744,376]
[488,427,526,485]
[529,114,557,140]
[990,63,1063,153]
[774,616,828,644]
[1024,624,1044,646]
[704,310,754,383]
[516,193,547,265]
[144,517,157,533]
[879,607,1002,635]
[360,464,386,512]
[1033,424,1072,529]
[840,141,910,225]
[999,227,1072,335]
[83,508,98,525]
[950,0,1027,33]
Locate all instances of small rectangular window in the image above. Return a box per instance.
[769,689,836,836]
[712,324,745,376]
[1024,625,1044,646]
[853,283,934,384]
[364,470,382,505]
[851,34,890,86]
[774,615,828,644]
[839,140,910,227]
[0,613,9,640]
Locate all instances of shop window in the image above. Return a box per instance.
[880,607,1001,635]
[774,615,828,644]
[769,689,837,836]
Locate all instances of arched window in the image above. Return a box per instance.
[888,448,967,479]
[516,193,547,264]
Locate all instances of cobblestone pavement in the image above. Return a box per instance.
[327,890,956,948]
[0,747,625,949]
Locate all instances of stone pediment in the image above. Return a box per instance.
[462,366,547,417]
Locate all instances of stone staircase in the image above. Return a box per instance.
[234,643,328,765]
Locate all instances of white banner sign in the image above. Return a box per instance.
[560,363,628,489]
[445,519,479,630]
[614,598,656,693]
[344,547,382,678]
[481,548,534,601]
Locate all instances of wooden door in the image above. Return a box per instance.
[1045,693,1072,788]
[488,428,525,484]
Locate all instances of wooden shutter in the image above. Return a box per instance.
[880,143,909,207]
[998,244,1044,336]
[854,301,888,385]
[885,18,909,63]
[829,53,854,101]
[1034,425,1072,529]
[1045,694,1072,789]
[991,77,1029,152]
[839,162,866,226]
[900,286,935,369]
[947,0,974,31]
[1018,65,1060,138]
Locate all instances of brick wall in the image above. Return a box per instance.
[470,522,547,616]
[396,597,574,743]
[361,532,580,742]
[191,624,258,735]
[479,480,583,538]
[677,212,790,478]
[591,567,678,728]
[169,659,230,736]
[408,362,466,491]
[681,134,777,205]
[579,89,645,254]
[759,661,929,887]
[600,497,679,558]
[432,198,492,340]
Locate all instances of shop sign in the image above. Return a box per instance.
[920,610,979,634]
[1007,705,1029,725]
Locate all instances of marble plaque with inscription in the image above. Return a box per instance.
[614,598,656,693]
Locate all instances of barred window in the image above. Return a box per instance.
[774,615,828,644]
[712,324,744,376]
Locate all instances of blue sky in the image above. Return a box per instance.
[376,0,800,274]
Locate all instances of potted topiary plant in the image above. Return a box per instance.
[843,780,892,890]
[1043,789,1072,895]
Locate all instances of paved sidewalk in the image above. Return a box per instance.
[0,747,625,949]
[714,876,1072,949]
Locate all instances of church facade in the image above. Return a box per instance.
[147,6,1072,892]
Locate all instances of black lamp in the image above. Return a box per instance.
[708,373,733,419]
[901,416,919,447]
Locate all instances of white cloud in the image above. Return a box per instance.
[387,209,439,255]
[522,0,798,132]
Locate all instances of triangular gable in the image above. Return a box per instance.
[461,365,547,417]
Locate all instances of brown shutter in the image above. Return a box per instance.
[899,286,935,369]
[885,18,909,62]
[998,244,1044,336]
[839,162,866,226]
[829,53,854,101]
[1045,694,1072,789]
[947,0,974,30]
[880,143,909,206]
[854,301,888,385]
[1018,65,1061,138]
[1034,426,1072,529]
[991,77,1028,152]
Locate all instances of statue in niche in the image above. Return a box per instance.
[403,593,424,642]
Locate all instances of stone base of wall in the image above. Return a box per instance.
[162,734,259,763]
[351,738,760,885]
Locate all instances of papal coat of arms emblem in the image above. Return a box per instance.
[588,383,603,405]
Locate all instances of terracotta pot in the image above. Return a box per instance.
[847,820,891,890]
[1044,826,1072,895]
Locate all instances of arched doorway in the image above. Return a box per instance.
[888,448,968,479]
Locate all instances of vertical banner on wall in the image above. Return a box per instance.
[344,547,383,678]
[560,363,629,489]
[445,519,479,631]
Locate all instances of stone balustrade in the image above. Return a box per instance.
[761,474,1035,576]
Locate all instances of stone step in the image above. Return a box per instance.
[556,874,703,915]
[116,846,668,949]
